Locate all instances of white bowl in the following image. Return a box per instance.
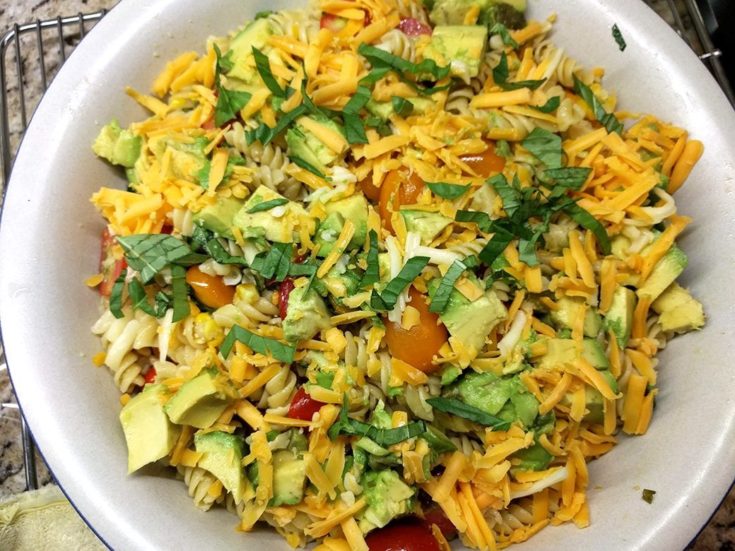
[1,0,734,549]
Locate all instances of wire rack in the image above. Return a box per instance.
[0,0,732,498]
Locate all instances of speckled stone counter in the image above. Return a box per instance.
[0,0,732,549]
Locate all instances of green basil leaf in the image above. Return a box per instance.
[478,226,514,266]
[359,67,391,86]
[290,155,327,180]
[247,104,307,145]
[204,238,249,265]
[488,174,522,216]
[327,397,426,445]
[455,210,493,232]
[563,202,611,254]
[542,167,592,190]
[495,139,512,158]
[252,47,286,98]
[371,256,430,311]
[391,96,414,117]
[247,197,289,214]
[196,159,211,190]
[533,96,561,113]
[489,23,518,48]
[522,127,563,169]
[573,76,624,135]
[215,88,252,128]
[154,291,172,317]
[171,264,190,322]
[429,260,467,314]
[343,85,372,115]
[358,43,450,83]
[220,324,295,363]
[110,274,126,319]
[117,234,207,284]
[426,181,471,200]
[499,79,546,91]
[612,24,627,52]
[128,278,157,316]
[492,52,509,84]
[250,242,293,282]
[343,112,368,145]
[360,229,380,288]
[427,397,511,430]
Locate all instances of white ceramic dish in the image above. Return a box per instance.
[1,0,734,549]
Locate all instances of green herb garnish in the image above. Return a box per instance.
[489,23,518,48]
[573,76,624,135]
[426,181,471,200]
[642,488,656,504]
[117,234,206,284]
[170,264,190,322]
[252,47,286,98]
[109,274,126,319]
[533,96,561,114]
[522,128,563,169]
[391,96,414,117]
[220,324,295,363]
[328,397,426,445]
[247,197,289,214]
[612,24,627,52]
[370,256,430,311]
[360,230,380,288]
[429,260,467,314]
[427,397,510,430]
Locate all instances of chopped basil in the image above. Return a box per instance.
[612,24,627,52]
[170,264,190,322]
[246,104,307,145]
[370,256,430,311]
[117,234,207,284]
[641,488,656,504]
[359,67,391,86]
[391,96,414,117]
[360,230,380,288]
[522,127,563,169]
[426,181,471,200]
[250,242,293,282]
[542,167,592,190]
[488,173,522,216]
[212,47,252,127]
[343,85,372,114]
[455,210,493,232]
[573,76,624,135]
[492,53,545,91]
[128,278,157,317]
[202,237,249,266]
[290,155,328,180]
[358,43,451,83]
[500,79,546,91]
[328,397,426,445]
[220,324,295,363]
[109,274,126,319]
[495,139,512,158]
[343,112,368,144]
[478,225,515,266]
[429,260,467,314]
[315,371,335,389]
[563,202,611,254]
[489,22,518,48]
[427,397,510,430]
[252,47,286,98]
[247,197,289,214]
[533,96,561,114]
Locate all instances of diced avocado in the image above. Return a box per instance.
[423,26,489,80]
[233,185,310,243]
[365,98,434,121]
[92,119,141,168]
[637,246,688,302]
[440,365,462,386]
[550,297,602,338]
[315,194,369,257]
[610,235,631,260]
[282,285,331,343]
[604,287,636,348]
[539,338,608,370]
[513,442,552,471]
[422,425,458,455]
[651,282,705,333]
[430,0,489,25]
[429,0,526,29]
[400,210,452,245]
[194,431,249,503]
[286,116,345,173]
[164,368,237,429]
[321,267,361,302]
[453,372,539,427]
[432,281,507,355]
[227,19,276,83]
[147,135,208,182]
[558,370,617,424]
[358,470,415,532]
[192,196,245,239]
[271,450,307,506]
[119,384,181,473]
[483,2,527,29]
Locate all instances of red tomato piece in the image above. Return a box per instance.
[320,13,347,32]
[366,518,441,551]
[422,505,458,540]
[143,367,157,384]
[398,18,432,37]
[287,388,325,421]
[98,229,127,297]
[278,278,296,319]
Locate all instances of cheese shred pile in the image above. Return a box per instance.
[88,0,705,549]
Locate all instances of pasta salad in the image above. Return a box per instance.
[87,0,705,548]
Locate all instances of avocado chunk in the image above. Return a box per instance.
[271,450,307,506]
[194,431,249,503]
[637,246,688,302]
[604,287,636,348]
[233,185,310,243]
[320,265,361,302]
[539,338,609,370]
[92,119,141,168]
[314,194,369,256]
[483,2,527,29]
[286,116,345,174]
[227,18,276,83]
[164,368,237,429]
[358,470,415,532]
[282,285,331,343]
[558,370,617,424]
[453,372,539,428]
[147,134,208,183]
[432,281,507,355]
[651,282,705,333]
[429,0,526,29]
[400,210,453,245]
[192,196,245,239]
[365,97,435,121]
[423,26,489,80]
[550,297,602,338]
[119,384,181,473]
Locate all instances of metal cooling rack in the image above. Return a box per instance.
[0,0,732,496]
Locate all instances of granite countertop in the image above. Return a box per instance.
[0,0,732,549]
